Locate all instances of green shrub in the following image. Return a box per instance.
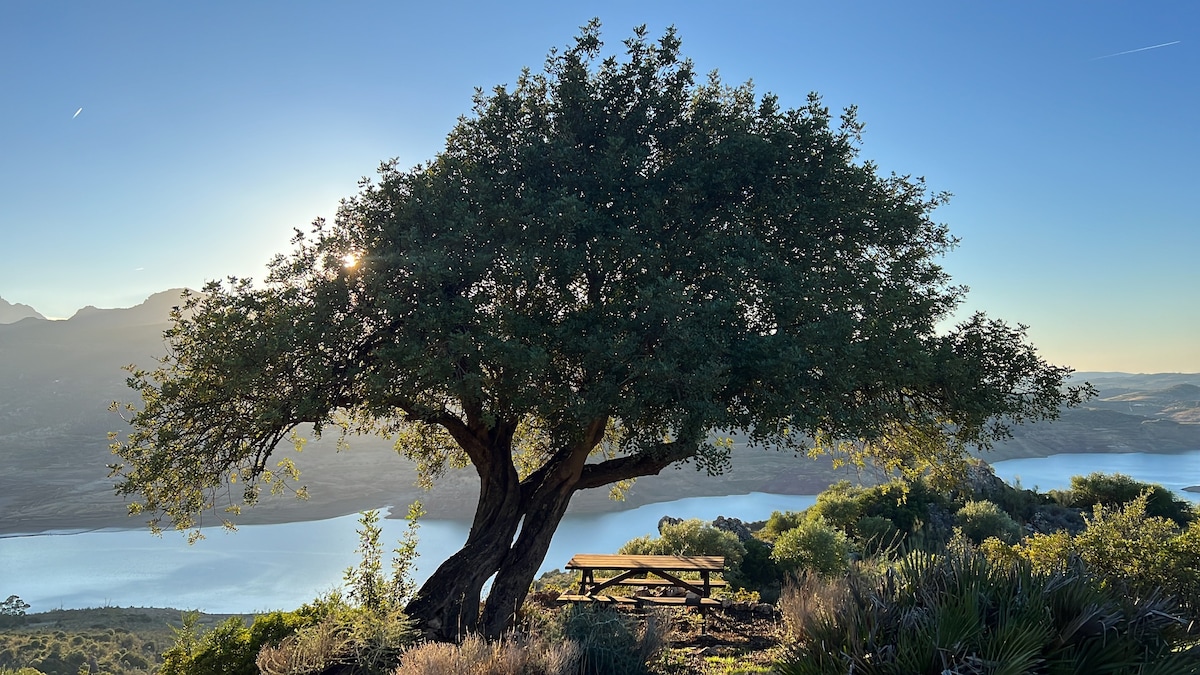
[762,510,807,542]
[531,568,581,593]
[803,482,864,532]
[856,479,947,536]
[854,515,902,556]
[1005,494,1200,620]
[160,610,317,675]
[553,605,667,675]
[164,508,423,675]
[771,518,849,579]
[955,499,1023,545]
[730,538,781,595]
[1053,473,1195,527]
[776,545,1197,674]
[619,518,745,574]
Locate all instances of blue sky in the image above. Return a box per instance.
[2,1,1196,372]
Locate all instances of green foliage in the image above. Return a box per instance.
[804,481,864,532]
[1009,529,1075,575]
[619,519,746,574]
[854,515,903,557]
[1004,494,1200,621]
[762,510,807,542]
[776,545,1197,675]
[163,510,422,675]
[1052,472,1195,527]
[553,605,667,675]
[955,499,1023,545]
[1074,495,1200,618]
[160,610,315,675]
[771,518,850,579]
[344,506,422,613]
[531,568,581,594]
[857,479,948,537]
[0,597,29,618]
[730,538,781,596]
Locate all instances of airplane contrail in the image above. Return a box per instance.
[1092,40,1181,60]
[72,107,83,119]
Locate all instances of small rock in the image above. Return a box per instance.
[713,515,755,542]
[658,515,683,533]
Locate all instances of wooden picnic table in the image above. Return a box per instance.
[558,554,726,608]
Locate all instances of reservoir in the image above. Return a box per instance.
[2,450,1197,614]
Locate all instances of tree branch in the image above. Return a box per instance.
[575,442,698,490]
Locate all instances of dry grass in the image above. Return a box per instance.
[393,634,581,675]
[776,572,851,643]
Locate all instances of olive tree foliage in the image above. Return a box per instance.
[110,22,1088,639]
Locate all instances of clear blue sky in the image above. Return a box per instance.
[2,1,1196,372]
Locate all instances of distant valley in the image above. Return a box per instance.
[2,291,1198,536]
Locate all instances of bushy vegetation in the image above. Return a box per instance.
[619,519,746,577]
[777,541,1197,674]
[770,518,849,579]
[0,615,169,675]
[955,499,1023,544]
[161,609,316,675]
[1050,472,1196,527]
[391,605,669,675]
[162,509,422,675]
[1004,494,1200,619]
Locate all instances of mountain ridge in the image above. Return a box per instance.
[0,296,46,324]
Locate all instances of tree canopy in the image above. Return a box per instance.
[111,22,1090,639]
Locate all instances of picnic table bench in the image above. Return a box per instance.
[557,554,726,608]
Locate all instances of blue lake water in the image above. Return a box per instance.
[989,450,1200,498]
[3,450,1197,614]
[0,492,817,614]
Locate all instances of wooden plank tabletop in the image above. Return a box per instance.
[565,554,725,572]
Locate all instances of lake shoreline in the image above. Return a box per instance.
[5,448,1196,539]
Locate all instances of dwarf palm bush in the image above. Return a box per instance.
[777,542,1197,675]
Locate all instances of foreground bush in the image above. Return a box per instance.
[771,518,849,579]
[955,499,1023,545]
[394,633,578,675]
[777,543,1197,674]
[1013,494,1200,619]
[165,510,422,675]
[160,608,326,675]
[619,519,746,576]
[1051,473,1196,527]
[393,604,667,675]
[256,604,417,675]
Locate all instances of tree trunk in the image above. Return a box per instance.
[404,457,523,641]
[478,477,578,638]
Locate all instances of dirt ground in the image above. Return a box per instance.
[653,605,785,674]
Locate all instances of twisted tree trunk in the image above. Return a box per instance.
[479,474,578,638]
[403,455,523,640]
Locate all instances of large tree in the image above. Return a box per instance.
[110,23,1090,640]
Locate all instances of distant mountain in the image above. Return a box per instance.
[0,296,45,323]
[1069,378,1200,425]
